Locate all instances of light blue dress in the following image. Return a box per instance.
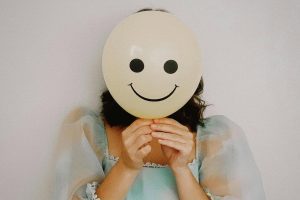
[51,108,266,200]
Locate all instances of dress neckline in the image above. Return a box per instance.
[104,150,198,168]
[99,117,200,168]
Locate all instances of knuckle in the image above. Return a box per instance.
[121,129,125,135]
[169,118,176,123]
[171,125,175,130]
[173,133,179,139]
[127,149,134,157]
[184,146,191,152]
[138,136,145,143]
[171,126,177,132]
[134,119,143,126]
[121,136,126,143]
[187,139,193,145]
[187,145,192,151]
[140,148,146,154]
[183,126,189,131]
[154,123,161,129]
[134,119,151,129]
[132,119,142,127]
[169,134,175,140]
[140,135,147,142]
[121,130,127,138]
[169,118,178,125]
[135,136,144,145]
[138,126,151,135]
[123,139,129,147]
[186,132,193,139]
[142,146,150,154]
[184,151,190,156]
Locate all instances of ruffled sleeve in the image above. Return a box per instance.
[197,115,266,200]
[50,107,106,200]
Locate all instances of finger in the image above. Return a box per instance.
[150,123,192,138]
[125,126,152,146]
[153,118,189,131]
[123,118,153,137]
[151,131,187,144]
[158,139,187,152]
[126,118,153,134]
[136,144,151,159]
[131,134,153,152]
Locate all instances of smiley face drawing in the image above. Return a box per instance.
[102,11,202,119]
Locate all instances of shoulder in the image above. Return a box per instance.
[61,107,107,158]
[62,106,104,131]
[203,114,236,127]
[198,114,245,140]
[196,115,248,161]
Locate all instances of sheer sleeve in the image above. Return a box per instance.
[197,115,266,200]
[51,107,106,200]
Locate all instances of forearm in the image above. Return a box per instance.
[96,158,140,200]
[172,166,210,200]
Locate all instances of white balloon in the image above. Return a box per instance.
[102,11,203,119]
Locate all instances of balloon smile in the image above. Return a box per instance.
[128,83,179,102]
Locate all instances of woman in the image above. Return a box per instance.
[52,8,266,200]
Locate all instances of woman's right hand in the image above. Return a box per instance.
[119,119,154,171]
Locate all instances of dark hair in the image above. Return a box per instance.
[99,8,212,132]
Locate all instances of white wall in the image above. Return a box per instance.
[0,0,299,199]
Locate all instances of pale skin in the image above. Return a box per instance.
[95,117,210,200]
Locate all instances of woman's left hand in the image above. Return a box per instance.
[150,118,195,171]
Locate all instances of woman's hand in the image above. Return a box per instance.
[150,118,195,171]
[119,118,154,171]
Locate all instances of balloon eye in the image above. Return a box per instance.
[130,58,144,73]
[164,60,178,74]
